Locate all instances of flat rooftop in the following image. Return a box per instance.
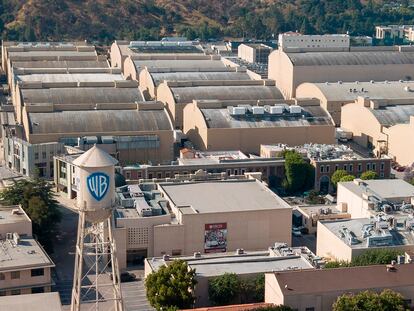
[295,204,348,217]
[159,179,291,214]
[321,217,414,249]
[0,292,62,311]
[339,179,414,200]
[178,150,249,165]
[0,236,55,272]
[148,246,316,277]
[0,206,31,226]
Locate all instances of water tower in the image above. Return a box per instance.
[71,145,123,311]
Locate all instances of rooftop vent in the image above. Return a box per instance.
[228,106,246,116]
[252,106,265,115]
[267,105,284,114]
[194,252,201,258]
[404,86,411,92]
[163,254,170,261]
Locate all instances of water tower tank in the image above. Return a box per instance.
[73,145,118,223]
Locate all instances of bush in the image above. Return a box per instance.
[145,260,197,310]
[325,249,402,269]
[333,289,407,311]
[208,273,240,306]
[360,170,378,180]
[339,175,356,182]
[331,170,349,187]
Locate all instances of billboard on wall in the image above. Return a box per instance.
[204,223,227,253]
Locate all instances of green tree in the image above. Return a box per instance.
[331,170,349,187]
[282,150,314,194]
[208,273,240,306]
[333,289,407,311]
[360,170,378,180]
[325,249,402,269]
[145,260,197,310]
[339,175,356,182]
[253,274,265,302]
[0,178,61,252]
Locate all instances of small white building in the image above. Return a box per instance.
[278,33,350,52]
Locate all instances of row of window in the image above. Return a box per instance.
[320,162,385,173]
[34,151,55,160]
[0,268,44,281]
[0,286,45,296]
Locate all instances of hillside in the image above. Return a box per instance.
[1,0,414,43]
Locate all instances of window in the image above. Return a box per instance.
[241,169,246,175]
[349,164,353,172]
[137,172,142,179]
[165,172,171,178]
[31,268,44,277]
[148,173,153,179]
[226,169,231,176]
[380,162,385,171]
[335,164,339,171]
[11,289,20,295]
[234,169,239,175]
[366,163,371,170]
[358,163,362,172]
[31,287,45,294]
[11,271,20,279]
[125,172,131,179]
[343,164,348,171]
[380,172,385,178]
[34,152,39,160]
[372,163,376,171]
[157,172,162,179]
[0,273,4,281]
[320,165,324,173]
[0,291,5,296]
[42,151,46,159]
[326,165,330,173]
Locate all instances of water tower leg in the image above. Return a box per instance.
[71,211,86,311]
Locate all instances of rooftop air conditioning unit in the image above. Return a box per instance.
[252,106,265,115]
[268,105,284,114]
[229,106,246,116]
[289,106,302,114]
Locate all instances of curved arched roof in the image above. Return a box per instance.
[17,73,123,83]
[151,71,251,86]
[21,87,144,104]
[12,60,109,69]
[171,85,284,104]
[28,109,172,134]
[287,51,414,66]
[133,59,225,72]
[370,105,414,127]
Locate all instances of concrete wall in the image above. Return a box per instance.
[0,267,52,295]
[316,221,354,261]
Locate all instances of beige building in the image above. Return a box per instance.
[268,47,414,99]
[341,96,414,165]
[265,263,414,311]
[293,205,351,234]
[337,179,414,219]
[139,66,251,99]
[0,205,32,238]
[145,244,318,307]
[183,100,335,155]
[0,292,62,311]
[110,40,205,70]
[296,80,414,125]
[238,43,273,63]
[157,80,284,129]
[111,172,292,270]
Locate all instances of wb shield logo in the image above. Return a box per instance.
[87,172,110,201]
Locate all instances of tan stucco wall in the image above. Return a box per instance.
[336,183,373,219]
[156,83,179,128]
[110,42,125,70]
[138,69,156,99]
[153,208,292,257]
[341,102,385,149]
[268,50,294,99]
[122,57,138,81]
[387,118,414,166]
[0,267,52,293]
[316,221,353,261]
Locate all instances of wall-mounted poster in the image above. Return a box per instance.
[204,223,227,253]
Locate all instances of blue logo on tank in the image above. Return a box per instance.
[87,172,110,201]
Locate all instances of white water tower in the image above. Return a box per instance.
[71,145,123,311]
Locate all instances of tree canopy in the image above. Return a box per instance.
[333,289,408,311]
[208,273,240,306]
[331,169,350,187]
[325,249,402,269]
[282,150,315,194]
[0,178,62,252]
[145,260,197,310]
